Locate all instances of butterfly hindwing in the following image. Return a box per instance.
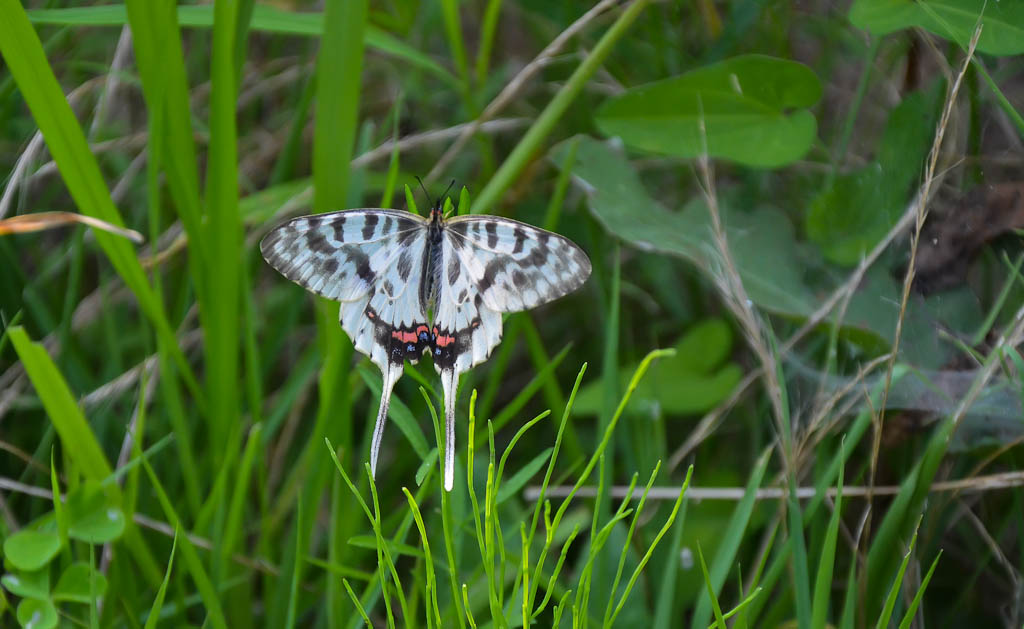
[261,209,432,481]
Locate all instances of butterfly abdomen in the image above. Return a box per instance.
[418,218,445,312]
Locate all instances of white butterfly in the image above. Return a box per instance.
[260,196,591,490]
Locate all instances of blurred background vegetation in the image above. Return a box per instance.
[1,0,1023,627]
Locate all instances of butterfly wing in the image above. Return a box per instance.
[445,215,592,313]
[261,209,429,366]
[261,209,430,477]
[430,215,592,489]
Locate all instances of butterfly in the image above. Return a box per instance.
[260,192,591,490]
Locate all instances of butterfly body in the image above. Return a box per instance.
[261,199,591,490]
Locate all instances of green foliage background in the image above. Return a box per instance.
[1,0,1023,627]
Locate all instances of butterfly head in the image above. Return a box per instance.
[418,177,457,223]
[430,197,445,221]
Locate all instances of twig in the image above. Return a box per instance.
[524,469,1024,501]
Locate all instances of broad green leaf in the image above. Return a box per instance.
[66,483,126,544]
[595,55,821,167]
[2,569,50,600]
[52,563,108,603]
[842,266,981,368]
[16,597,57,629]
[850,0,1024,56]
[2,531,60,572]
[552,136,819,317]
[806,87,940,265]
[553,136,981,368]
[574,319,743,416]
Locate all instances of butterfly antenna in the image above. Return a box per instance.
[414,175,434,209]
[442,179,456,200]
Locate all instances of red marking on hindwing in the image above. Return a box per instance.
[435,334,455,347]
[390,330,418,344]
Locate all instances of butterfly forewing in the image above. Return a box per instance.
[443,216,592,314]
[260,209,425,304]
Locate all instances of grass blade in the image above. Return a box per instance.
[10,327,110,480]
[697,543,727,629]
[875,520,921,629]
[609,464,692,626]
[691,448,771,629]
[896,550,942,629]
[204,0,243,458]
[811,441,845,629]
[141,457,228,629]
[143,529,179,629]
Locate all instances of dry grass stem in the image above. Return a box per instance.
[866,24,982,530]
[524,468,1024,501]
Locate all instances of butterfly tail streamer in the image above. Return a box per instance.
[440,368,460,491]
[371,362,404,480]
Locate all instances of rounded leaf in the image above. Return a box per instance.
[850,0,1024,56]
[66,483,125,543]
[16,597,58,629]
[2,531,60,572]
[595,55,821,167]
[2,569,50,600]
[53,562,108,603]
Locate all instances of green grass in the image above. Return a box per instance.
[3,0,1024,627]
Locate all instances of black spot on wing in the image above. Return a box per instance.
[485,221,498,248]
[457,288,468,302]
[523,244,549,268]
[362,214,379,240]
[332,216,347,243]
[397,226,420,246]
[397,251,412,281]
[512,227,526,254]
[307,229,332,254]
[383,216,393,234]
[324,257,339,274]
[447,253,461,285]
[344,246,374,282]
[395,217,419,232]
[306,216,323,230]
[512,269,527,288]
[478,257,510,294]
